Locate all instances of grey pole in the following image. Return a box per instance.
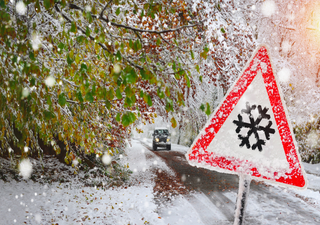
[234,174,251,225]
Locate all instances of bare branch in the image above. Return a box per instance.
[100,0,113,17]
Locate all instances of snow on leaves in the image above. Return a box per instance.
[233,102,275,152]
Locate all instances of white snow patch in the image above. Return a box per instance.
[22,87,29,98]
[31,33,42,51]
[85,5,91,12]
[261,1,276,17]
[282,40,291,53]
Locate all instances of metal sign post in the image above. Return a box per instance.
[234,174,251,225]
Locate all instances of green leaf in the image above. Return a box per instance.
[46,95,52,107]
[172,61,176,71]
[133,39,142,51]
[125,86,133,97]
[116,113,121,122]
[157,88,165,99]
[195,65,200,73]
[140,69,148,80]
[58,42,65,51]
[106,88,114,101]
[128,112,136,123]
[105,100,111,109]
[131,94,136,104]
[77,91,84,102]
[124,96,132,107]
[85,26,90,37]
[58,93,67,106]
[86,12,93,23]
[0,0,5,8]
[184,74,190,88]
[147,94,152,106]
[76,36,85,44]
[115,51,122,60]
[190,50,194,60]
[116,88,122,99]
[44,110,55,120]
[67,54,74,65]
[30,77,35,86]
[34,0,41,12]
[121,114,130,127]
[92,84,96,96]
[80,63,87,73]
[116,8,121,16]
[165,98,173,112]
[221,27,226,33]
[70,21,76,33]
[29,51,35,61]
[140,90,144,98]
[205,103,211,116]
[126,68,138,84]
[200,104,205,111]
[44,0,51,10]
[85,91,94,102]
[199,76,203,82]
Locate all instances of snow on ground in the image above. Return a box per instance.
[1,139,320,224]
[0,180,160,224]
[0,140,204,225]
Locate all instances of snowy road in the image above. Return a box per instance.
[141,139,320,225]
[1,139,320,224]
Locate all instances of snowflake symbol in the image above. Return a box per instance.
[233,102,275,152]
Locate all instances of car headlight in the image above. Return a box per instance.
[167,138,170,142]
[155,138,159,142]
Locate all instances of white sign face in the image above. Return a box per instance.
[186,45,307,189]
[206,71,289,177]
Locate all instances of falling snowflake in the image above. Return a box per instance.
[16,1,27,15]
[44,76,55,87]
[261,0,276,17]
[19,158,33,179]
[102,152,112,165]
[278,68,291,83]
[233,102,275,151]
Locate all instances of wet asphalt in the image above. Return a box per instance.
[141,143,320,225]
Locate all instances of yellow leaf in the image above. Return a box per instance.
[171,117,177,128]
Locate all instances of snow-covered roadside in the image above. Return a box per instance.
[0,139,205,225]
[0,180,161,224]
[263,162,320,209]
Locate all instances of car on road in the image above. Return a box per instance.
[152,127,171,150]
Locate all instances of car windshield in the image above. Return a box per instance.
[155,129,168,135]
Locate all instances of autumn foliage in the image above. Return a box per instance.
[0,0,209,163]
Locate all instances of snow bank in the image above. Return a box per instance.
[0,180,165,224]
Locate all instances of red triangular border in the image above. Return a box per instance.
[186,45,307,189]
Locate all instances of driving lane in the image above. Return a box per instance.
[141,142,320,225]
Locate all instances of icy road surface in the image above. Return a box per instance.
[141,138,320,225]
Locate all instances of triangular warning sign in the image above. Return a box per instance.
[186,45,307,189]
